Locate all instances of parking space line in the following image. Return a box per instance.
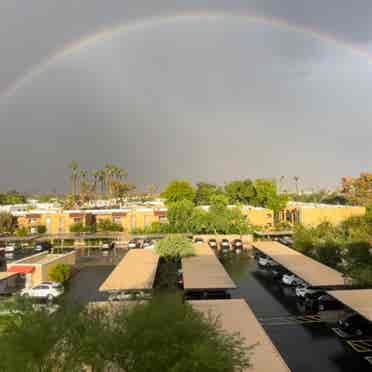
[259,314,323,326]
[346,339,372,353]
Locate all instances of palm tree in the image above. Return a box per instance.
[294,176,300,195]
[68,161,79,197]
[91,170,100,198]
[279,176,285,193]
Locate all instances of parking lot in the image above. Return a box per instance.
[220,252,370,372]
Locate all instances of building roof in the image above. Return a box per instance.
[7,265,35,274]
[253,241,346,287]
[99,249,159,291]
[190,299,291,372]
[182,244,236,290]
[286,201,364,209]
[0,272,20,280]
[254,230,293,237]
[327,290,372,322]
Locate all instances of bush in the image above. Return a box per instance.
[69,222,96,233]
[36,225,47,234]
[155,235,195,261]
[15,227,28,237]
[48,264,71,283]
[96,219,123,232]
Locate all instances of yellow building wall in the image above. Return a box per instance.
[300,206,366,227]
[242,208,274,228]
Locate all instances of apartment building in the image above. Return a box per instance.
[279,202,366,227]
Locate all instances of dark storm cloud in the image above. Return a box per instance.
[0,1,372,191]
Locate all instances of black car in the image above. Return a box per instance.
[317,294,344,312]
[220,239,230,251]
[194,237,204,244]
[304,291,326,311]
[185,290,231,300]
[34,241,52,253]
[335,313,372,338]
[231,239,243,251]
[270,266,289,280]
[208,239,217,249]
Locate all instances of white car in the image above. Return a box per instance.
[21,282,64,300]
[4,244,21,253]
[295,284,318,298]
[282,274,304,286]
[258,256,277,268]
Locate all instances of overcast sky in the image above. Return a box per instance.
[0,1,371,193]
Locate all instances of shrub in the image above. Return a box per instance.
[36,225,47,234]
[48,264,71,283]
[96,219,123,232]
[155,235,195,261]
[15,227,28,237]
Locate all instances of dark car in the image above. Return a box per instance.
[278,237,294,247]
[102,241,115,250]
[34,241,52,253]
[185,290,231,300]
[335,313,372,338]
[220,239,230,252]
[304,291,326,311]
[208,239,218,249]
[317,294,344,312]
[194,237,204,244]
[231,239,243,251]
[270,266,289,280]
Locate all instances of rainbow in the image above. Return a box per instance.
[1,10,371,101]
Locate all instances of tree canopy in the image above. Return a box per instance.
[194,182,225,205]
[0,212,15,233]
[155,235,195,260]
[161,180,196,203]
[0,295,252,372]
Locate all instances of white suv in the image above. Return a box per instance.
[21,282,64,300]
[282,274,304,286]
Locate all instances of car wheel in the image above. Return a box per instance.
[356,329,363,336]
[46,294,54,301]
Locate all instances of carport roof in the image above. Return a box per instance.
[182,244,236,290]
[0,272,19,280]
[253,241,346,287]
[190,299,291,372]
[99,249,159,291]
[327,289,372,322]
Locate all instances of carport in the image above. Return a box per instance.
[253,241,348,288]
[182,244,236,298]
[190,299,291,372]
[99,249,159,292]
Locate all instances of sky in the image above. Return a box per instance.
[0,1,371,193]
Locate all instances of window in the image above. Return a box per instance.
[30,218,39,224]
[113,216,121,224]
[73,217,82,224]
[159,216,168,223]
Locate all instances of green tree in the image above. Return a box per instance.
[0,212,15,233]
[161,180,196,203]
[252,179,288,213]
[15,226,28,237]
[167,200,195,232]
[155,235,195,260]
[48,263,71,283]
[194,182,225,205]
[0,295,252,372]
[225,179,255,204]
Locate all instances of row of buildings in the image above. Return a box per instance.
[8,201,366,235]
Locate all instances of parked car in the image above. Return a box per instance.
[21,282,64,300]
[4,243,22,254]
[108,291,152,301]
[334,313,372,338]
[185,290,231,300]
[270,266,289,280]
[34,241,52,253]
[231,239,243,252]
[295,284,320,298]
[208,239,218,249]
[127,239,141,249]
[318,294,344,312]
[278,237,294,247]
[194,237,204,244]
[282,273,304,286]
[258,256,277,268]
[220,239,230,251]
[142,239,155,249]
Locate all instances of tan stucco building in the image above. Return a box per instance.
[279,202,366,227]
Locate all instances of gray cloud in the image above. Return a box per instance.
[0,3,372,192]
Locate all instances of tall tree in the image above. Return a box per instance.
[225,179,255,204]
[0,212,15,233]
[293,176,300,195]
[194,182,225,205]
[161,180,196,203]
[68,161,79,197]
